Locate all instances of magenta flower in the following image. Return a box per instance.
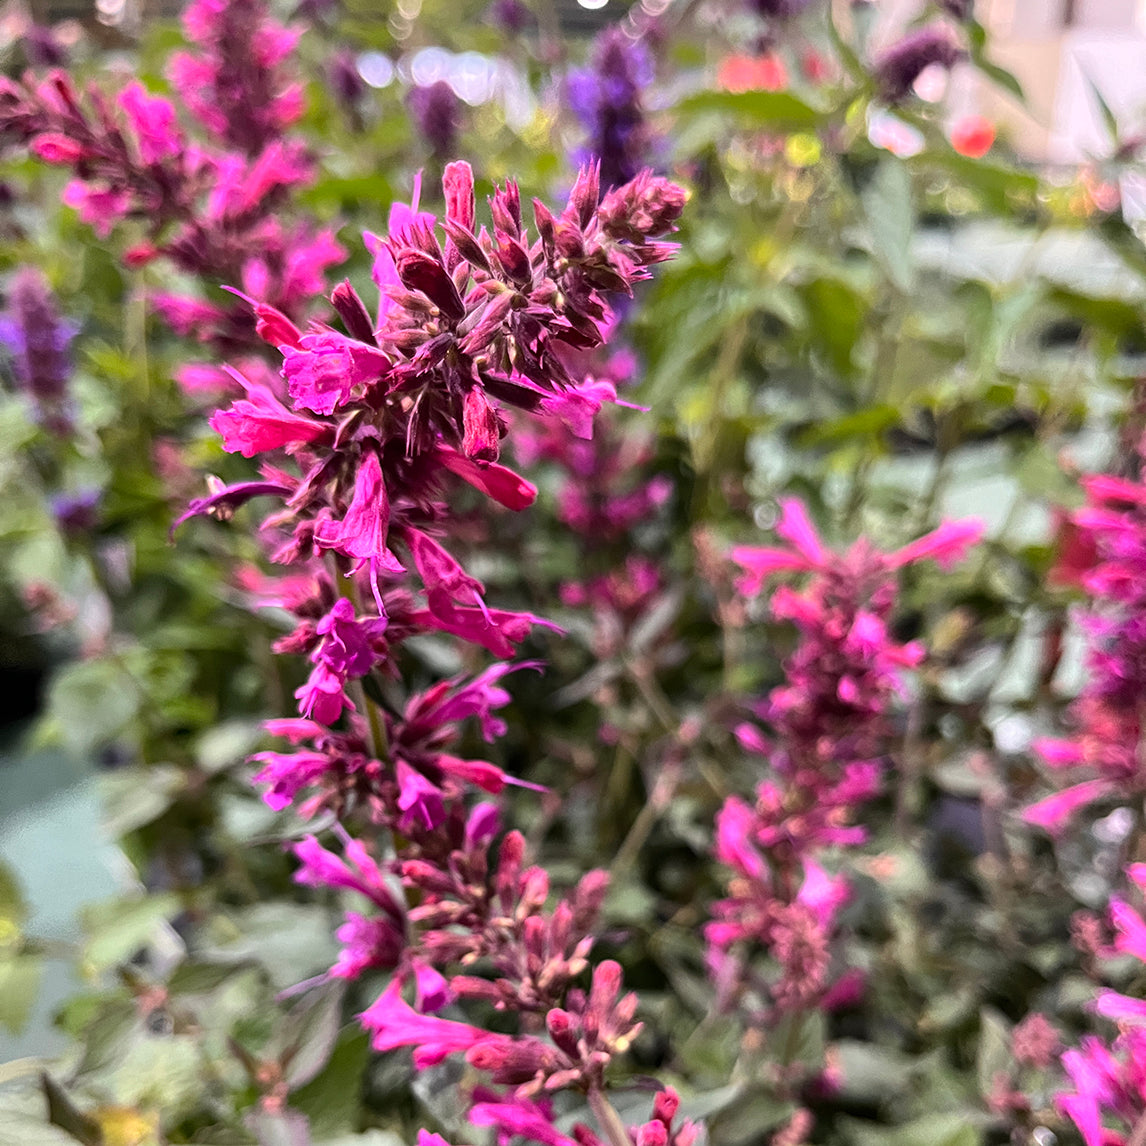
[208,366,330,456]
[1025,460,1146,832]
[117,82,182,165]
[313,450,405,594]
[470,1094,580,1146]
[360,978,502,1067]
[331,912,404,979]
[281,332,391,416]
[731,498,984,596]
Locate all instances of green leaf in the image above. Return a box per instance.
[41,1074,102,1146]
[109,1036,203,1119]
[73,1000,139,1078]
[863,160,915,293]
[289,1028,370,1138]
[167,958,254,996]
[977,1007,1013,1101]
[1015,446,1084,508]
[674,89,822,130]
[772,1009,825,1068]
[44,660,141,756]
[0,860,28,933]
[708,1089,796,1146]
[195,719,265,774]
[278,981,347,1090]
[99,767,185,838]
[81,893,180,971]
[207,904,339,989]
[834,1040,919,1103]
[795,406,899,447]
[0,955,43,1033]
[1081,70,1120,146]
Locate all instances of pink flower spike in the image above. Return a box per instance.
[714,796,765,880]
[412,960,452,1013]
[360,978,490,1065]
[418,1133,456,1146]
[1057,1093,1104,1146]
[1022,778,1116,834]
[435,753,547,795]
[1094,990,1146,1024]
[470,1096,580,1146]
[728,545,809,597]
[117,81,182,165]
[1110,897,1146,962]
[396,759,446,831]
[62,181,132,238]
[888,517,985,570]
[775,498,827,566]
[797,859,851,925]
[1128,864,1146,891]
[1080,473,1146,506]
[222,287,303,349]
[1034,737,1087,768]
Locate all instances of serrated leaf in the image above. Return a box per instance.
[835,1040,918,1103]
[708,1089,795,1146]
[0,861,28,929]
[73,1000,138,1078]
[109,1036,202,1119]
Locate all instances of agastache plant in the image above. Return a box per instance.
[1024,456,1146,835]
[707,500,983,1125]
[566,26,658,194]
[0,0,341,349]
[181,158,688,1138]
[0,265,78,437]
[1054,863,1146,1145]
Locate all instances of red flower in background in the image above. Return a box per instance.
[717,53,788,93]
[950,114,995,158]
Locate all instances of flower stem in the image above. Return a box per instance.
[587,1086,631,1146]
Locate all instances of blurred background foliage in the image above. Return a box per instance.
[2,0,1146,1142]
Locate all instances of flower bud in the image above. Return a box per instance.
[331,279,376,343]
[396,249,466,322]
[462,386,502,463]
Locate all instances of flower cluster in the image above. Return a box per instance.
[1055,865,1146,1146]
[514,347,670,540]
[0,0,339,349]
[185,159,686,1137]
[1025,466,1146,834]
[708,501,982,1030]
[169,0,304,155]
[0,266,77,437]
[566,27,657,194]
